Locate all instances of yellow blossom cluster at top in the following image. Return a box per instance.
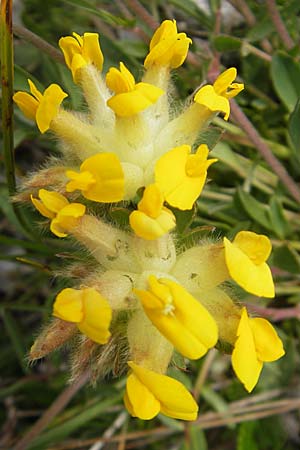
[13,20,284,422]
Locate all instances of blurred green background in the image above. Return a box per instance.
[1,0,300,448]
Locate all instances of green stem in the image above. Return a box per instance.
[1,0,15,195]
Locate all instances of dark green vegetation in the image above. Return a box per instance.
[1,0,300,448]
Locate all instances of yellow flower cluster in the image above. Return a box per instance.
[14,20,284,422]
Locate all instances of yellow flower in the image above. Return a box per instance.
[134,275,218,359]
[155,144,217,210]
[129,184,176,240]
[223,231,275,298]
[31,189,85,237]
[59,32,104,82]
[66,153,124,203]
[194,68,244,120]
[106,62,164,117]
[13,80,67,133]
[144,19,192,69]
[124,361,198,420]
[232,308,285,392]
[53,287,112,344]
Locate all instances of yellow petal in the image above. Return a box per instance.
[250,318,285,362]
[107,88,162,117]
[53,203,86,235]
[35,84,68,133]
[223,236,275,298]
[232,308,262,392]
[78,288,112,344]
[128,362,198,421]
[233,231,272,265]
[31,194,55,219]
[135,82,164,104]
[28,79,43,101]
[66,170,96,192]
[126,373,160,420]
[213,68,237,95]
[136,277,218,359]
[144,20,192,69]
[13,91,39,121]
[79,153,124,202]
[138,184,164,218]
[38,189,69,213]
[106,62,135,93]
[53,288,84,322]
[59,35,81,69]
[194,85,230,120]
[129,208,176,240]
[82,32,104,72]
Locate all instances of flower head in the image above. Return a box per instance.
[124,361,198,420]
[106,62,164,116]
[223,231,275,297]
[53,287,112,344]
[134,275,218,359]
[66,153,124,203]
[13,80,67,133]
[59,32,104,82]
[155,144,217,210]
[31,189,85,237]
[194,68,244,120]
[129,184,176,240]
[144,19,192,69]
[232,308,285,392]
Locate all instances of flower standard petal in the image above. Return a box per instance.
[13,91,39,120]
[134,276,218,359]
[250,318,285,362]
[36,84,68,133]
[38,189,69,213]
[194,85,230,120]
[223,231,275,298]
[66,153,125,203]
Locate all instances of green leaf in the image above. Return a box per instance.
[212,35,242,52]
[268,197,290,239]
[197,127,224,151]
[172,205,196,234]
[237,188,272,230]
[246,18,274,42]
[237,421,258,450]
[62,0,134,27]
[272,245,300,273]
[270,52,300,112]
[1,309,29,374]
[288,98,300,160]
[180,426,208,450]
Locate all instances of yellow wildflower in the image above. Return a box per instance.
[31,189,85,237]
[223,231,275,297]
[66,153,124,203]
[53,287,112,344]
[144,19,192,69]
[129,184,176,240]
[194,68,244,120]
[59,32,104,82]
[124,361,198,420]
[134,275,218,359]
[155,144,217,210]
[13,80,67,133]
[106,62,164,116]
[232,308,285,392]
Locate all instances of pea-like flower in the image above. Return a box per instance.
[59,32,104,82]
[232,307,285,392]
[31,189,85,237]
[13,80,67,133]
[194,68,244,120]
[134,275,218,359]
[124,361,198,420]
[223,231,275,297]
[129,184,176,240]
[53,287,112,344]
[155,144,217,210]
[106,62,164,117]
[66,153,124,203]
[144,19,192,69]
